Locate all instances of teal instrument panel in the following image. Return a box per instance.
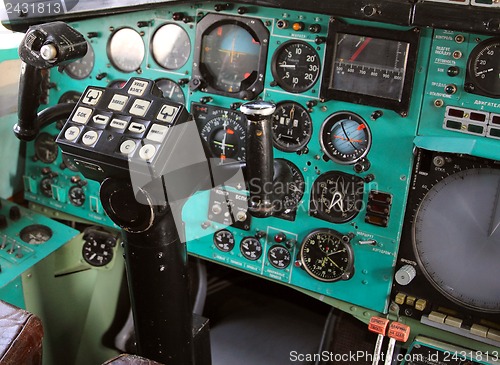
[24,1,470,314]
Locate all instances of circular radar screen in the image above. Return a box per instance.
[320,111,371,164]
[466,37,500,98]
[193,14,269,98]
[310,171,364,224]
[413,168,500,312]
[299,228,354,282]
[272,102,312,152]
[151,24,191,70]
[271,40,320,93]
[108,28,145,73]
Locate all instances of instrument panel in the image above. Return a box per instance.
[20,0,500,353]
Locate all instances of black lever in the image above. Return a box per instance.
[14,21,87,141]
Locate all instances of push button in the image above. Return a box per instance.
[82,89,103,105]
[93,114,110,125]
[146,124,170,143]
[72,106,92,124]
[128,122,147,134]
[130,99,151,117]
[139,144,156,161]
[64,126,81,141]
[110,118,128,130]
[128,79,149,96]
[108,94,129,111]
[81,130,99,146]
[157,104,178,123]
[119,139,137,155]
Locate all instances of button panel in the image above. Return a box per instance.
[56,78,189,182]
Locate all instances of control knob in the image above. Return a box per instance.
[395,264,416,286]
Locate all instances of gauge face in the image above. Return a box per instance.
[310,171,364,223]
[267,245,291,269]
[300,228,354,282]
[62,154,79,172]
[155,78,185,104]
[240,236,263,261]
[40,177,53,197]
[108,28,145,72]
[193,104,247,163]
[413,168,500,313]
[274,159,305,220]
[151,24,191,70]
[82,236,114,267]
[69,186,86,207]
[65,41,94,79]
[320,112,371,164]
[272,102,312,152]
[58,91,82,104]
[20,224,53,245]
[466,37,500,98]
[34,132,58,164]
[213,229,235,252]
[271,41,320,93]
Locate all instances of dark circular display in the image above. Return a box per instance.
[69,186,86,207]
[413,168,500,312]
[213,229,235,252]
[275,159,305,216]
[199,109,247,163]
[310,171,364,224]
[240,236,263,261]
[155,78,185,104]
[108,28,145,73]
[467,37,500,98]
[272,102,312,152]
[82,236,114,267]
[320,112,371,165]
[62,155,79,172]
[299,228,354,282]
[40,177,53,197]
[271,41,320,93]
[65,41,94,79]
[20,224,53,245]
[35,132,58,164]
[267,245,291,269]
[151,24,191,70]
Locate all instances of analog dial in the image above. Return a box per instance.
[300,228,354,282]
[467,37,500,98]
[151,24,191,70]
[272,102,312,152]
[272,41,320,93]
[275,159,305,220]
[20,224,53,245]
[40,177,53,197]
[267,245,291,269]
[34,132,58,164]
[65,41,94,79]
[320,112,371,164]
[69,186,86,207]
[156,78,185,104]
[108,28,145,72]
[240,236,263,261]
[213,229,235,252]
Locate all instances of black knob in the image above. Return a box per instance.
[0,215,7,229]
[445,84,457,95]
[447,66,460,77]
[96,73,107,80]
[9,206,21,221]
[309,24,321,33]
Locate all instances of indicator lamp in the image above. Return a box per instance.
[292,22,305,31]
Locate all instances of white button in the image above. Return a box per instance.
[128,80,149,96]
[93,114,110,125]
[110,118,128,130]
[82,89,103,105]
[64,126,81,141]
[108,94,129,111]
[119,140,137,155]
[82,130,99,146]
[146,124,170,143]
[72,106,92,124]
[157,104,178,123]
[130,99,151,117]
[139,144,156,161]
[128,122,147,134]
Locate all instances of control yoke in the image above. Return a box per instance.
[14,21,87,141]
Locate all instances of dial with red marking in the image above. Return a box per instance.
[320,111,371,164]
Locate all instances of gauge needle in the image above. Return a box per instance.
[476,68,494,76]
[487,178,500,237]
[349,37,372,62]
[327,249,345,256]
[279,63,296,69]
[326,256,341,269]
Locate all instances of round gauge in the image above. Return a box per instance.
[40,177,53,197]
[155,78,185,104]
[20,224,52,245]
[82,236,114,267]
[413,168,500,313]
[58,91,82,104]
[466,37,500,98]
[299,228,354,282]
[272,102,312,152]
[199,109,247,163]
[108,28,145,73]
[275,159,305,215]
[65,41,94,79]
[213,229,235,252]
[69,186,86,207]
[310,171,364,224]
[62,154,79,172]
[267,245,291,269]
[34,132,58,164]
[151,24,191,70]
[320,112,371,165]
[193,14,268,98]
[271,41,320,93]
[240,237,263,261]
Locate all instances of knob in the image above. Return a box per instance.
[236,211,247,222]
[9,206,21,221]
[211,204,222,215]
[395,264,416,286]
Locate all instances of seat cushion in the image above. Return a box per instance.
[0,300,44,365]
